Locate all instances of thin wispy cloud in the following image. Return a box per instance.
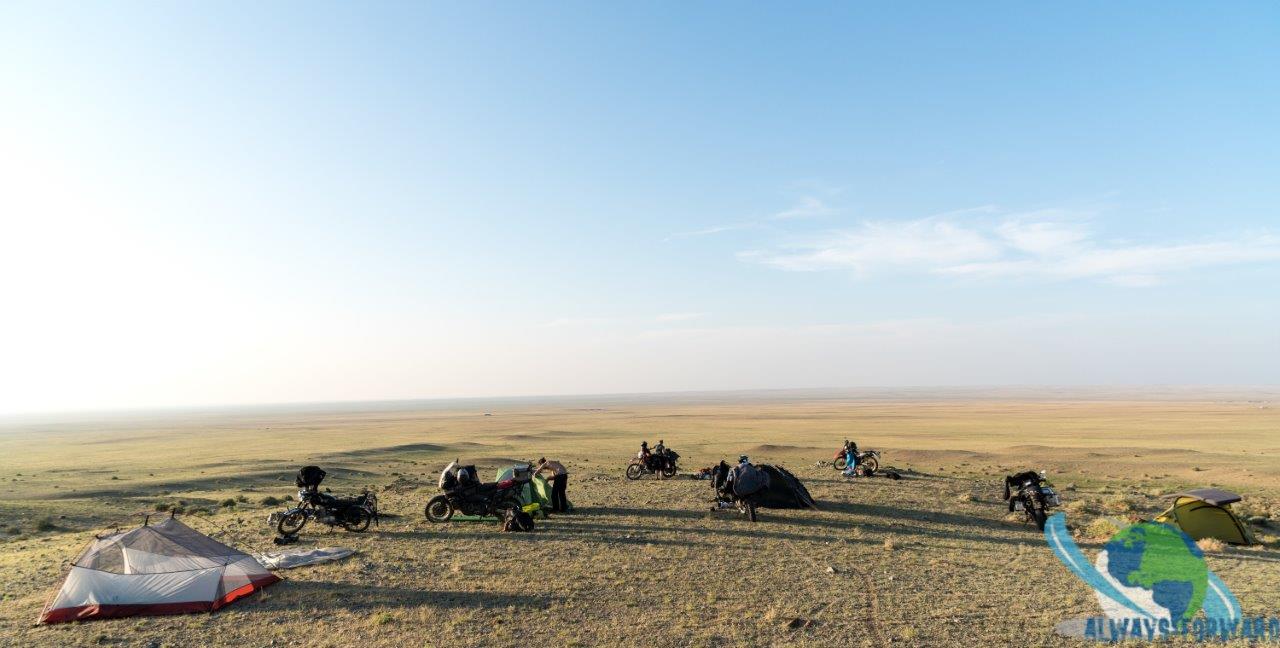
[548,313,707,327]
[668,195,837,239]
[545,317,618,328]
[666,223,759,240]
[654,312,704,323]
[770,196,835,220]
[742,211,1280,286]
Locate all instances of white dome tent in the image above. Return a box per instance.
[40,516,280,624]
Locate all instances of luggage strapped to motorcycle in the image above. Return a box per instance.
[296,466,327,489]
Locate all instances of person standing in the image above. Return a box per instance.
[533,457,570,513]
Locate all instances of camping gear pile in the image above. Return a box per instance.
[1155,488,1259,545]
[40,516,280,624]
[274,466,378,537]
[750,464,817,509]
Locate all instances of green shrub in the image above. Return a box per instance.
[220,498,237,508]
[154,502,171,512]
[260,496,281,506]
[35,516,59,532]
[235,495,248,503]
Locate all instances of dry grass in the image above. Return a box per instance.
[0,390,1278,646]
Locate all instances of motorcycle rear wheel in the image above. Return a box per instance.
[860,456,879,474]
[492,493,522,526]
[424,495,453,523]
[342,508,373,532]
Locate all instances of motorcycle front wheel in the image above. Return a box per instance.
[1030,505,1047,531]
[277,510,308,536]
[661,463,677,479]
[833,456,847,470]
[625,463,643,480]
[424,495,454,523]
[342,508,373,532]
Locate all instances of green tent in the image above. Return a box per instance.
[449,465,566,521]
[1154,488,1258,545]
[496,466,566,518]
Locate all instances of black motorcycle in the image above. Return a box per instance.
[709,461,763,522]
[626,448,679,480]
[1004,470,1060,531]
[424,461,527,524]
[276,466,378,535]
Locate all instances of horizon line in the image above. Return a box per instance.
[3,383,1278,423]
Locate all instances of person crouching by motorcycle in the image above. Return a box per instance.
[710,455,752,510]
[710,460,734,510]
[727,454,750,491]
[533,457,570,513]
[639,441,652,466]
[841,439,860,476]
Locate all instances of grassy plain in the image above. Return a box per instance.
[1,389,1278,647]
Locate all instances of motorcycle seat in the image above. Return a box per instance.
[315,492,365,507]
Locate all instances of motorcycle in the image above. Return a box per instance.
[832,448,880,475]
[626,448,679,480]
[424,461,527,524]
[1004,470,1060,531]
[709,461,763,522]
[275,466,378,536]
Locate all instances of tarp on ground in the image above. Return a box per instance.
[255,547,355,570]
[713,461,817,510]
[754,465,817,509]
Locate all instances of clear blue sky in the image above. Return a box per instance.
[1,3,1278,413]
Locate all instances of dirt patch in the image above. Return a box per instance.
[748,444,818,454]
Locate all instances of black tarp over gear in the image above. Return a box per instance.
[712,461,816,509]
